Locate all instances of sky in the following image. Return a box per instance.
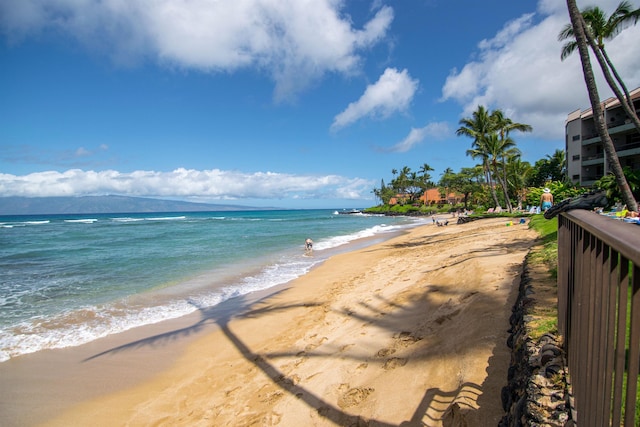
[1,0,639,209]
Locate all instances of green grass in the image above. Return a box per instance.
[528,215,558,280]
[525,215,559,339]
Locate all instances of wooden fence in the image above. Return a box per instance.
[557,210,640,426]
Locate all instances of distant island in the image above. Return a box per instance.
[0,195,267,215]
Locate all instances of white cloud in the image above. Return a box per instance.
[331,67,419,131]
[441,0,640,140]
[388,122,450,153]
[0,0,393,102]
[0,168,374,201]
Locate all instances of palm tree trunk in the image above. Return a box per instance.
[566,0,638,211]
[484,161,500,208]
[580,15,640,133]
[496,173,512,212]
[601,48,634,113]
[500,159,513,212]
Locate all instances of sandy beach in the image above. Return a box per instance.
[1,217,538,427]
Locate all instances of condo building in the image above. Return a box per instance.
[565,87,640,187]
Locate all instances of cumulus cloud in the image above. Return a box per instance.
[331,68,419,131]
[441,0,640,140]
[0,168,374,201]
[0,0,393,102]
[386,122,450,153]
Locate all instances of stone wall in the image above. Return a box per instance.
[499,256,573,426]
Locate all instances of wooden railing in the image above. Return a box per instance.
[557,210,640,426]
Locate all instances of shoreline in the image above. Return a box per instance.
[0,211,420,364]
[1,217,537,426]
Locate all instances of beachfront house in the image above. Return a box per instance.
[388,189,463,206]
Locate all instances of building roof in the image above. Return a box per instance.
[567,87,640,122]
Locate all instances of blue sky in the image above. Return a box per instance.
[1,0,639,209]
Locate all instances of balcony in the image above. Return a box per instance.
[608,121,636,134]
[582,122,636,145]
[615,141,640,157]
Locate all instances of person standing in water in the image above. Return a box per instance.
[305,238,313,252]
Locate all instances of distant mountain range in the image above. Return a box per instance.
[0,196,265,215]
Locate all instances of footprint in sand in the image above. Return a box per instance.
[304,336,328,352]
[339,343,354,352]
[337,385,375,409]
[383,357,408,370]
[376,347,396,357]
[395,331,422,346]
[260,390,284,404]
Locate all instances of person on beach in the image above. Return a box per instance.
[540,188,553,212]
[305,238,313,252]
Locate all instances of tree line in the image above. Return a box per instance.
[373,1,640,213]
[371,107,568,213]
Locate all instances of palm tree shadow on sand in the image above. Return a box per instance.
[82,233,524,426]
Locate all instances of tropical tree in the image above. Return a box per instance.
[439,166,484,210]
[397,166,411,199]
[416,164,435,204]
[372,178,390,205]
[594,167,640,204]
[559,1,640,133]
[485,133,520,212]
[506,158,533,210]
[548,149,567,181]
[491,109,532,209]
[456,106,501,208]
[529,149,567,186]
[457,106,531,212]
[564,0,638,211]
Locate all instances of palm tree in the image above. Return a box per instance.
[490,109,531,212]
[491,109,533,140]
[547,149,567,182]
[565,0,638,211]
[485,133,521,212]
[559,1,640,132]
[457,106,531,212]
[507,158,532,210]
[392,166,413,203]
[417,164,434,204]
[419,163,434,179]
[457,106,501,208]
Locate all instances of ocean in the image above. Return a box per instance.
[0,209,425,362]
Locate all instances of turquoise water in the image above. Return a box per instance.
[0,209,424,362]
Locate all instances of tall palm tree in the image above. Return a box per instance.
[491,109,533,140]
[457,106,531,211]
[565,0,638,211]
[485,133,521,212]
[393,166,412,202]
[419,163,434,179]
[456,106,501,208]
[559,1,640,132]
[547,149,567,182]
[507,158,532,210]
[490,109,531,212]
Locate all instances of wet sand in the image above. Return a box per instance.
[0,217,538,426]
